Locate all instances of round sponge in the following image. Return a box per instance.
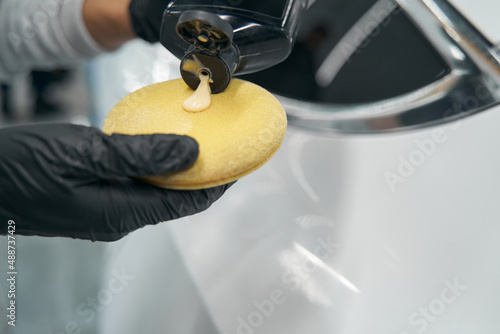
[102,78,287,190]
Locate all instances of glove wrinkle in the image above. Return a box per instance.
[86,134,199,178]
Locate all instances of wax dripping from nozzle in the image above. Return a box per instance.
[160,0,310,93]
[176,11,238,94]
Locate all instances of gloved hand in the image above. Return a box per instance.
[0,123,232,241]
[129,0,171,43]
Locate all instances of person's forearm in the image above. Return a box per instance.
[83,0,137,49]
[0,0,108,82]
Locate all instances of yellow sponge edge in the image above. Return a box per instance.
[102,78,287,190]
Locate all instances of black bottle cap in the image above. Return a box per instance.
[180,51,231,94]
[176,11,234,52]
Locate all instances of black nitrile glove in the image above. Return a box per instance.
[0,124,231,241]
[129,0,171,43]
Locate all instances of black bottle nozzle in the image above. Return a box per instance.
[176,11,238,93]
[161,1,308,93]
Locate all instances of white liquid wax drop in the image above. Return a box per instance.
[183,72,213,112]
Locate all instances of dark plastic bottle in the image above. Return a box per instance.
[160,0,310,93]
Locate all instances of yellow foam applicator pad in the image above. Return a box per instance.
[102,78,287,190]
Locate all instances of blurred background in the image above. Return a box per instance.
[1,0,500,333]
